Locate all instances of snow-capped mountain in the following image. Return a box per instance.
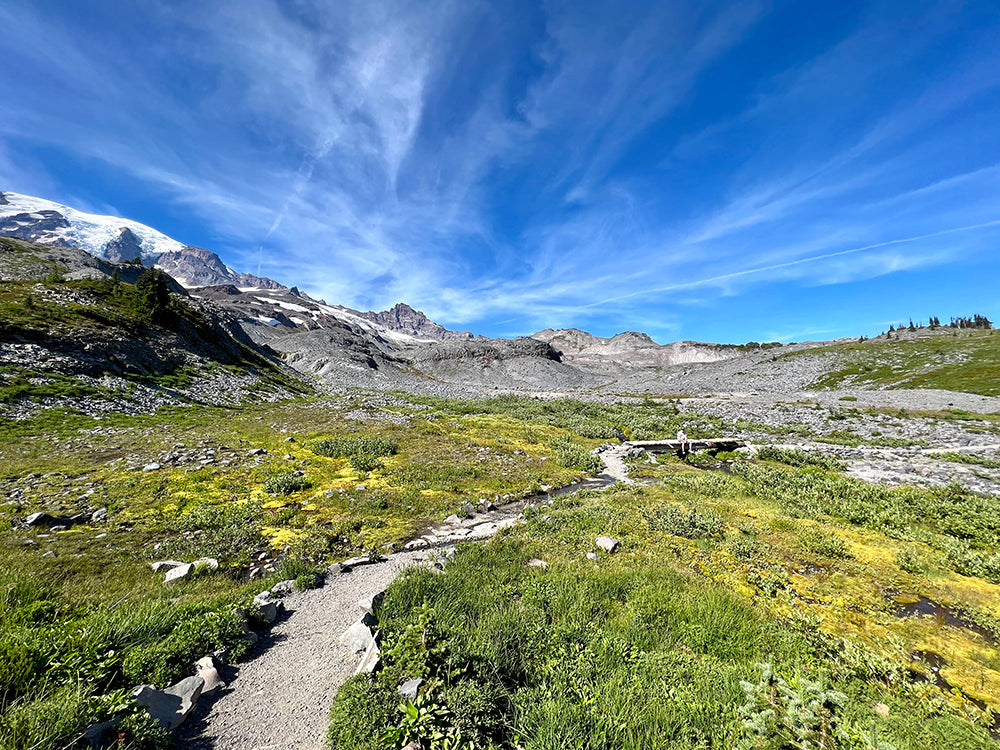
[0,191,281,289]
[0,191,184,258]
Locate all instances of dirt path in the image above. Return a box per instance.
[179,450,625,750]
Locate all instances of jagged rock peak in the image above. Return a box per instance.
[104,227,144,263]
[361,303,473,342]
[0,192,9,205]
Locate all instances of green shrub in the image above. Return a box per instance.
[311,436,397,459]
[550,436,602,474]
[645,503,725,539]
[0,641,42,707]
[737,663,849,750]
[797,528,852,559]
[327,675,398,750]
[263,472,310,495]
[118,709,173,750]
[122,608,250,687]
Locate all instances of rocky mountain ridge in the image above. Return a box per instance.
[0,191,281,290]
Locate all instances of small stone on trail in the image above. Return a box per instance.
[596,536,620,553]
[340,613,378,654]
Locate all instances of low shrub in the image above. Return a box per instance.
[645,503,725,539]
[549,436,602,474]
[263,472,310,495]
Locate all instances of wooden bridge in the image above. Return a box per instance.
[625,438,746,456]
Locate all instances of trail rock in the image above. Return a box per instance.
[399,678,423,700]
[195,655,226,692]
[358,591,384,615]
[133,675,205,729]
[340,613,378,654]
[271,580,295,596]
[253,591,282,624]
[354,636,381,675]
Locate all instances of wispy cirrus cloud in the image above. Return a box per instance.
[1,0,999,342]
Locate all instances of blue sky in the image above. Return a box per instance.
[2,0,999,343]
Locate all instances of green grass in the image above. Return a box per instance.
[327,473,1000,749]
[784,328,1000,396]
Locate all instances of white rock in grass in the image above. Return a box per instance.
[527,558,549,569]
[163,563,193,584]
[193,557,219,572]
[596,536,620,553]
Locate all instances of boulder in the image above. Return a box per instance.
[25,512,54,527]
[270,579,295,597]
[163,563,193,585]
[84,717,121,748]
[151,560,185,572]
[132,675,204,729]
[253,591,282,624]
[358,591,385,615]
[195,655,225,692]
[340,613,378,654]
[354,636,381,675]
[596,536,620,553]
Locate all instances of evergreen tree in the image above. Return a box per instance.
[134,269,171,323]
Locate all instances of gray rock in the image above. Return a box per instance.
[596,536,620,553]
[195,655,225,692]
[340,613,378,654]
[271,580,295,596]
[84,717,121,748]
[143,462,161,472]
[357,591,384,615]
[248,448,266,456]
[90,507,108,523]
[399,677,423,700]
[253,591,282,624]
[444,514,463,525]
[41,550,56,558]
[164,563,193,584]
[354,636,381,675]
[133,675,205,729]
[460,502,476,516]
[25,512,53,527]
[151,560,185,572]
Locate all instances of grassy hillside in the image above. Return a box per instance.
[786,328,1000,396]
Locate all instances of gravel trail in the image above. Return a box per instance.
[178,552,428,750]
[180,449,625,750]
